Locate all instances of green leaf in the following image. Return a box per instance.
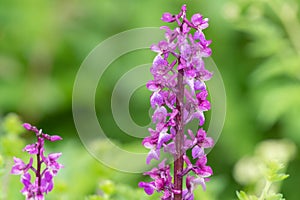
[266,193,285,200]
[250,55,300,84]
[255,84,300,128]
[236,191,250,200]
[265,161,289,182]
[267,173,289,183]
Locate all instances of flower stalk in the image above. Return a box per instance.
[174,69,184,200]
[139,4,214,200]
[11,123,63,200]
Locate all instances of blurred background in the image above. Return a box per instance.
[0,0,299,199]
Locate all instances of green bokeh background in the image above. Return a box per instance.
[0,0,299,199]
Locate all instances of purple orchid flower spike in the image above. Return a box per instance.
[139,4,214,200]
[11,123,63,200]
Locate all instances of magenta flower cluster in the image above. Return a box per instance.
[139,5,214,200]
[11,123,63,200]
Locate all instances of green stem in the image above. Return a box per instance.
[258,180,272,200]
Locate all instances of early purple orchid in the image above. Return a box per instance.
[11,123,63,200]
[139,5,214,200]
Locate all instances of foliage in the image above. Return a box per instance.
[236,162,288,200]
[224,0,300,143]
[234,139,296,200]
